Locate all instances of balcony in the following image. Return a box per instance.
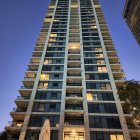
[67,62,81,69]
[67,78,82,87]
[66,93,83,98]
[68,57,81,61]
[22,79,35,87]
[67,73,81,77]
[30,57,41,64]
[65,99,83,111]
[67,66,81,69]
[15,97,29,108]
[64,113,84,126]
[28,63,39,71]
[5,121,22,133]
[67,83,82,86]
[12,107,27,112]
[10,111,25,120]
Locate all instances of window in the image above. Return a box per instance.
[68,43,80,49]
[110,134,124,140]
[88,103,117,113]
[87,93,93,101]
[97,60,104,64]
[90,132,124,140]
[89,116,121,129]
[44,83,48,88]
[98,66,107,72]
[53,83,58,88]
[101,83,111,90]
[51,92,57,99]
[87,92,97,101]
[55,66,60,71]
[44,59,52,64]
[56,59,61,63]
[50,103,56,109]
[38,104,45,111]
[54,74,59,79]
[96,53,103,58]
[38,82,48,89]
[40,74,49,80]
[99,73,109,80]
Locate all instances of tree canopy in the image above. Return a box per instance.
[118,80,140,128]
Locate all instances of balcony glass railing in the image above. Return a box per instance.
[65,106,83,110]
[67,74,81,77]
[112,69,123,72]
[8,121,23,127]
[12,108,26,112]
[67,66,81,68]
[66,93,82,97]
[20,86,33,89]
[67,83,82,86]
[64,118,84,125]
[16,96,30,100]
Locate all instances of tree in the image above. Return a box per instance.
[118,80,140,128]
[0,131,7,140]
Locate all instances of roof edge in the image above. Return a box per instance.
[122,0,130,18]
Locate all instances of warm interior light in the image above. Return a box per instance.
[87,93,93,101]
[16,123,23,127]
[71,5,78,8]
[44,60,49,64]
[49,38,56,41]
[68,43,80,49]
[110,135,117,140]
[116,135,124,140]
[50,34,57,37]
[40,74,49,80]
[44,83,48,88]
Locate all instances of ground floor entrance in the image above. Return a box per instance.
[64,132,84,140]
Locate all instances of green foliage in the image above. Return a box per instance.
[118,80,140,128]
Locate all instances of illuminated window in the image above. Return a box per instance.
[50,34,57,37]
[44,59,52,64]
[117,135,124,140]
[87,93,93,101]
[16,123,23,127]
[38,82,48,89]
[95,48,102,51]
[44,83,48,88]
[110,134,124,140]
[97,60,104,64]
[98,67,107,72]
[71,5,78,8]
[40,74,49,80]
[110,135,117,140]
[91,25,97,29]
[49,5,56,8]
[96,53,103,58]
[49,38,56,42]
[101,83,111,90]
[68,43,80,49]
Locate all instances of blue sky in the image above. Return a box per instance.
[0,0,140,132]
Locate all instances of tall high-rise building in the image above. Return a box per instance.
[5,0,139,140]
[123,0,140,46]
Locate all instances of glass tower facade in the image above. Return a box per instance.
[5,0,139,140]
[123,0,140,46]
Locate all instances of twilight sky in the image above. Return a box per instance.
[0,0,140,132]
